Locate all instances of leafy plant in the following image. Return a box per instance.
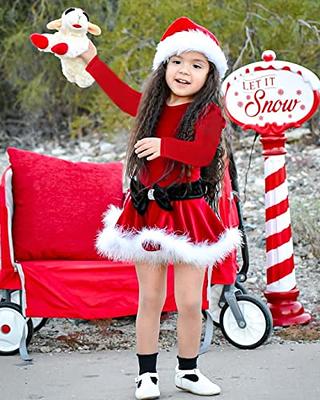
[0,0,319,142]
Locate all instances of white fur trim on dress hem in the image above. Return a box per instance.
[96,205,242,267]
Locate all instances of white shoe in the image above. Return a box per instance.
[135,372,160,400]
[175,366,221,396]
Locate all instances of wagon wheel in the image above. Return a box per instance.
[219,294,273,349]
[10,290,48,332]
[202,282,248,327]
[0,302,34,355]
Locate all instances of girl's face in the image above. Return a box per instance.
[165,51,210,104]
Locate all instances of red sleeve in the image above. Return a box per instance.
[85,55,142,117]
[160,104,226,167]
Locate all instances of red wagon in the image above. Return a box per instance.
[0,147,202,359]
[0,146,272,359]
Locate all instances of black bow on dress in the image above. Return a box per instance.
[130,179,173,215]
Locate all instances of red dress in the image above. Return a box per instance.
[86,56,241,270]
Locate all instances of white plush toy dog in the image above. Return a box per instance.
[30,7,101,88]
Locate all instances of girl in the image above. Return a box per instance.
[82,16,241,399]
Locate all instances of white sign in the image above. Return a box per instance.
[222,51,320,134]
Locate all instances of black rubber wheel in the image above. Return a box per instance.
[10,290,48,332]
[0,302,34,355]
[32,318,48,332]
[219,294,273,349]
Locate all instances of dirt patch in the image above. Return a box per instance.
[275,320,320,341]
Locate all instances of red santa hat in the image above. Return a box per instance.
[152,16,228,78]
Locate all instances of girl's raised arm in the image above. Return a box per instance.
[81,41,142,117]
[160,104,226,167]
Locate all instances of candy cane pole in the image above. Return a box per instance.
[260,133,311,326]
[221,49,319,326]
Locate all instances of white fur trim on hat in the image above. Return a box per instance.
[96,205,242,267]
[152,29,228,78]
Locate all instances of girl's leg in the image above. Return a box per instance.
[135,262,168,354]
[134,263,167,398]
[173,263,221,396]
[174,263,206,358]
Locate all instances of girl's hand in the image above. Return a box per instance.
[134,138,161,161]
[79,40,97,65]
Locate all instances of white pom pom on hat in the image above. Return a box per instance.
[152,16,228,78]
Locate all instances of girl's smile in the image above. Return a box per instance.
[165,51,210,105]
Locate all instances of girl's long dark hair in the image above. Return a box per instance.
[126,60,226,209]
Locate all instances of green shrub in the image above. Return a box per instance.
[291,198,320,259]
[0,0,319,140]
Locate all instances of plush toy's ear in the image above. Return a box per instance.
[88,23,101,36]
[46,19,62,30]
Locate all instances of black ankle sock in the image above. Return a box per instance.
[177,355,198,370]
[177,355,199,382]
[137,352,158,375]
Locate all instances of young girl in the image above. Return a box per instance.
[81,16,241,399]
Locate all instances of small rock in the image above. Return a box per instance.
[246,277,258,284]
[51,148,66,156]
[39,346,51,353]
[100,142,114,153]
[80,156,92,162]
[79,141,91,151]
[244,223,257,231]
[286,128,310,143]
[99,153,117,162]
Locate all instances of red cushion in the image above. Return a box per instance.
[7,147,123,261]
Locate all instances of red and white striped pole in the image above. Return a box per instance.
[260,133,311,326]
[221,49,319,326]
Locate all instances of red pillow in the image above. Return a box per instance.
[7,147,123,261]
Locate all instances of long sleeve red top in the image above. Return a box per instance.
[86,55,226,186]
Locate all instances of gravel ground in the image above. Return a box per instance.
[1,128,319,354]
